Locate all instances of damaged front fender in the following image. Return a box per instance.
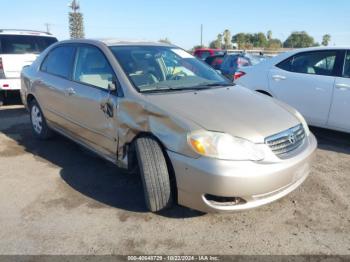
[116,97,201,167]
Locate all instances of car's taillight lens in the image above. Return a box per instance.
[233,71,246,80]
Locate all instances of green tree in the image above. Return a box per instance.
[232,32,269,49]
[68,0,85,39]
[267,39,282,50]
[159,37,172,44]
[322,34,331,46]
[209,34,223,49]
[267,30,273,41]
[223,29,232,50]
[232,33,247,49]
[283,31,315,48]
[255,32,268,47]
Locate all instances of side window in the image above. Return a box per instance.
[230,57,236,67]
[291,51,337,76]
[221,56,231,70]
[200,51,211,60]
[276,56,293,72]
[343,52,350,78]
[237,57,251,67]
[73,46,114,89]
[41,46,76,78]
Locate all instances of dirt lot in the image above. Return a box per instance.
[0,99,349,255]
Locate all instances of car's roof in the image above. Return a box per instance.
[0,29,54,37]
[284,46,350,55]
[195,48,221,51]
[57,38,177,48]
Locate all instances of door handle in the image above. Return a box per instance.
[335,83,350,90]
[272,75,286,81]
[65,87,76,96]
[100,102,114,118]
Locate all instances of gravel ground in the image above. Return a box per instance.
[0,101,349,255]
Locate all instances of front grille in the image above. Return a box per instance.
[265,124,305,157]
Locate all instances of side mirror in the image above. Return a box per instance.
[108,82,116,92]
[108,76,117,92]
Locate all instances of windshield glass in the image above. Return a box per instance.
[0,35,57,54]
[109,46,231,92]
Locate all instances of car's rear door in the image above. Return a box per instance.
[327,50,350,132]
[64,44,119,159]
[268,50,339,127]
[36,44,76,126]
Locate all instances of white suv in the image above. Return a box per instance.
[0,29,57,105]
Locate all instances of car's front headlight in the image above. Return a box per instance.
[187,131,264,161]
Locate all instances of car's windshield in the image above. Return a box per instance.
[109,46,231,93]
[0,35,58,55]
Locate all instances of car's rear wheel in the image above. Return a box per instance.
[29,99,53,139]
[135,136,173,212]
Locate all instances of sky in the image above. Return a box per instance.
[1,0,350,49]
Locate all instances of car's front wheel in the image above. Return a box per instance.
[29,99,53,139]
[135,136,173,212]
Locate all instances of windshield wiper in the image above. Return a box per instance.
[194,82,233,87]
[141,82,233,93]
[142,86,213,93]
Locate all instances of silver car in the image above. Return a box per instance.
[20,39,317,213]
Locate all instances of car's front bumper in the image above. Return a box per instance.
[168,133,317,213]
[0,78,21,91]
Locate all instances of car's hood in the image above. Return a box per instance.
[145,86,300,143]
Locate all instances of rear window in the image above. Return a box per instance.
[0,35,57,54]
[214,51,225,56]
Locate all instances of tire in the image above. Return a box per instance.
[29,99,53,140]
[135,136,173,212]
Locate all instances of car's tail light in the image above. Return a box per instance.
[233,71,246,80]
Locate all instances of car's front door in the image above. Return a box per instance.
[64,44,119,160]
[327,50,350,132]
[268,50,339,127]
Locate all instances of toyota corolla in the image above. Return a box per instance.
[20,39,317,213]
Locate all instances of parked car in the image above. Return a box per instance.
[193,48,225,60]
[245,53,270,65]
[204,54,225,70]
[236,47,350,134]
[220,53,254,81]
[21,39,317,213]
[0,29,58,105]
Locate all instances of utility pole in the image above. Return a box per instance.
[200,24,203,47]
[44,23,51,33]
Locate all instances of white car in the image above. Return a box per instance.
[0,29,57,105]
[236,47,350,133]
